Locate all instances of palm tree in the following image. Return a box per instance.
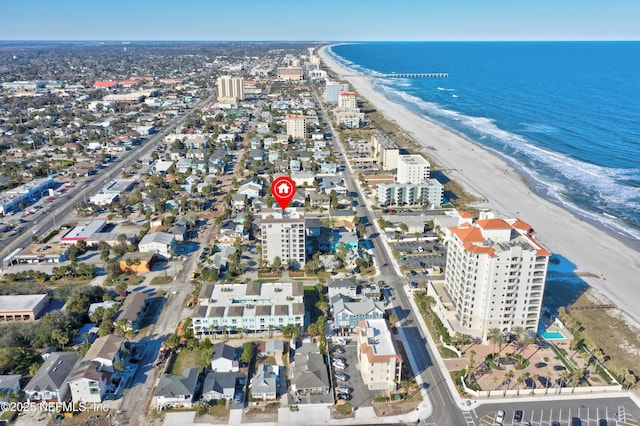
[571,370,583,393]
[487,328,506,362]
[503,370,515,391]
[516,372,528,396]
[268,324,275,338]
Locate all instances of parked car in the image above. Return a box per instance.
[553,365,567,371]
[333,356,347,363]
[514,410,523,422]
[337,386,352,394]
[332,346,345,354]
[332,362,347,370]
[334,372,349,381]
[495,410,505,425]
[337,393,352,401]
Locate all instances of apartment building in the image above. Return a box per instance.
[260,208,306,268]
[377,179,444,207]
[356,319,402,392]
[286,114,307,140]
[192,282,305,333]
[217,75,244,103]
[431,213,551,342]
[338,90,358,110]
[397,155,430,184]
[371,134,400,171]
[324,81,349,104]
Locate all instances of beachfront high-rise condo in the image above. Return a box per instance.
[324,81,350,104]
[397,154,431,184]
[371,134,400,171]
[286,114,307,140]
[216,75,244,104]
[338,90,358,110]
[260,208,306,268]
[430,212,551,342]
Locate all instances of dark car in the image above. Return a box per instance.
[535,362,547,368]
[337,393,352,401]
[514,410,523,422]
[553,365,567,371]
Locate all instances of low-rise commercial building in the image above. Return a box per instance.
[0,294,49,321]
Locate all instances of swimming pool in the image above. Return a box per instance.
[537,324,566,340]
[541,330,565,340]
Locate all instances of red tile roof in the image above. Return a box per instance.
[476,218,512,229]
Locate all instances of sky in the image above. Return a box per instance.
[1,0,639,41]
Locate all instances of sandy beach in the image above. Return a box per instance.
[318,45,640,326]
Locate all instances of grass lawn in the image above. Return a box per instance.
[169,347,211,375]
[564,289,640,380]
[150,275,173,285]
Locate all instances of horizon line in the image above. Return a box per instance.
[1,39,640,43]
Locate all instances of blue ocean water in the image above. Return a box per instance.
[329,42,640,243]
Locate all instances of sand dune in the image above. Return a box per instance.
[318,45,640,325]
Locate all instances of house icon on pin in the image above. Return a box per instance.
[277,182,290,195]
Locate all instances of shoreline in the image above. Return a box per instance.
[318,45,640,325]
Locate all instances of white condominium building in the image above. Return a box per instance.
[356,319,402,392]
[377,179,443,207]
[217,75,244,103]
[260,208,306,267]
[192,282,305,333]
[338,90,358,110]
[371,134,400,171]
[286,114,307,140]
[435,213,551,342]
[397,155,430,184]
[324,81,349,104]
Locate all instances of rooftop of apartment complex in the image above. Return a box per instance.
[358,319,402,362]
[197,282,304,307]
[449,215,551,257]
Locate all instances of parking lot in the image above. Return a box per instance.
[399,253,447,271]
[329,339,382,408]
[470,399,640,426]
[393,240,442,254]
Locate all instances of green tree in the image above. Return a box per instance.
[240,342,253,364]
[100,249,110,262]
[271,256,282,272]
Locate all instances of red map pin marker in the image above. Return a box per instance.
[271,176,296,212]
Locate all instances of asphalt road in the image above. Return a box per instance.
[312,85,466,426]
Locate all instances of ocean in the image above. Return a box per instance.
[328,42,640,243]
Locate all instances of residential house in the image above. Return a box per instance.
[263,339,285,361]
[138,232,176,259]
[332,297,385,330]
[0,374,21,396]
[321,177,347,196]
[238,180,262,200]
[291,170,315,187]
[308,192,330,209]
[68,361,110,404]
[291,343,330,396]
[210,343,239,372]
[25,352,80,403]
[114,292,148,331]
[201,372,245,402]
[327,278,359,300]
[250,364,282,401]
[167,224,188,242]
[154,367,200,410]
[289,159,301,172]
[320,163,338,174]
[175,158,193,174]
[83,334,125,373]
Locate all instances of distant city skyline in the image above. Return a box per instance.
[1,0,639,41]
